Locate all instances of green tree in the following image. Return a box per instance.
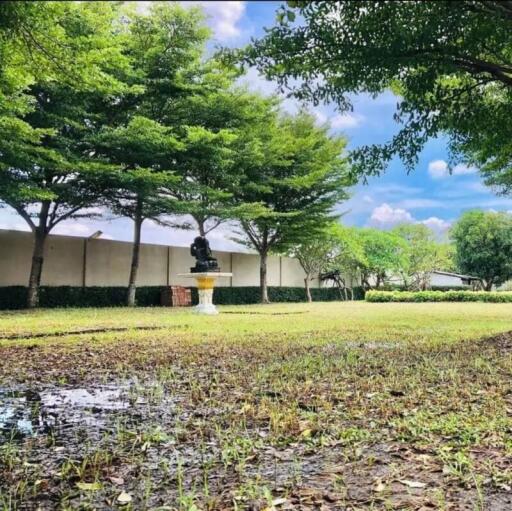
[92,117,183,306]
[392,224,453,290]
[326,224,366,300]
[167,83,272,237]
[288,224,338,302]
[451,210,512,291]
[244,1,512,180]
[0,2,131,308]
[357,228,407,290]
[234,110,351,303]
[89,2,210,305]
[0,2,131,182]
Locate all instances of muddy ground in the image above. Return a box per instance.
[1,331,512,510]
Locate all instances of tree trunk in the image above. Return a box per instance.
[127,203,143,307]
[198,220,206,237]
[27,228,47,308]
[484,279,493,292]
[260,250,269,304]
[304,276,312,302]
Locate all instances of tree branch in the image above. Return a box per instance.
[4,201,36,231]
[48,205,83,230]
[241,221,262,252]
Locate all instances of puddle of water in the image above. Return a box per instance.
[42,388,129,410]
[0,385,129,439]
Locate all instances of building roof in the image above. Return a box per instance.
[432,270,481,281]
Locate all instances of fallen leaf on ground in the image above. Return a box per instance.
[76,482,102,491]
[374,480,386,492]
[399,479,427,488]
[117,491,132,504]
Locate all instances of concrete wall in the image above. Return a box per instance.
[282,256,315,287]
[0,230,34,286]
[42,235,84,286]
[0,229,314,288]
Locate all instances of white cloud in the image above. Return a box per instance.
[362,195,374,204]
[420,217,451,236]
[239,67,278,95]
[52,222,102,237]
[238,67,305,116]
[200,1,246,40]
[452,163,477,176]
[428,159,449,179]
[428,159,478,179]
[368,203,451,236]
[176,1,246,41]
[330,112,364,129]
[313,109,328,125]
[136,2,246,41]
[0,218,30,232]
[369,203,414,228]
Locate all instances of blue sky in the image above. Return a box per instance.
[2,1,512,249]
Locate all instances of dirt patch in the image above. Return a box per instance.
[1,331,512,509]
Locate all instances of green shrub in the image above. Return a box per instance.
[0,286,162,309]
[365,290,512,303]
[383,284,474,292]
[211,286,364,304]
[0,285,365,310]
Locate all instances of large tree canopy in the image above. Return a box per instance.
[392,224,453,290]
[357,228,407,290]
[0,2,131,308]
[234,110,352,303]
[243,1,512,181]
[451,210,512,290]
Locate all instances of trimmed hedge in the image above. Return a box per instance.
[0,286,162,310]
[366,290,512,303]
[0,285,365,310]
[386,285,474,292]
[211,286,364,305]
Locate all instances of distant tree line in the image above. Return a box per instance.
[291,210,512,301]
[0,2,351,307]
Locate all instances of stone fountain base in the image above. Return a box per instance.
[178,272,233,315]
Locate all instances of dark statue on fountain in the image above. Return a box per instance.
[190,236,220,273]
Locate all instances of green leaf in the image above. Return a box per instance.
[76,482,102,491]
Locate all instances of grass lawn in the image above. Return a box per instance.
[1,302,512,510]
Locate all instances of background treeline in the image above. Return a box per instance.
[292,210,512,300]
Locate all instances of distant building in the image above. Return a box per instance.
[429,270,482,290]
[375,270,483,290]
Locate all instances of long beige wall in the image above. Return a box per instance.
[0,229,317,288]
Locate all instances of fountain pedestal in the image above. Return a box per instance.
[178,272,232,315]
